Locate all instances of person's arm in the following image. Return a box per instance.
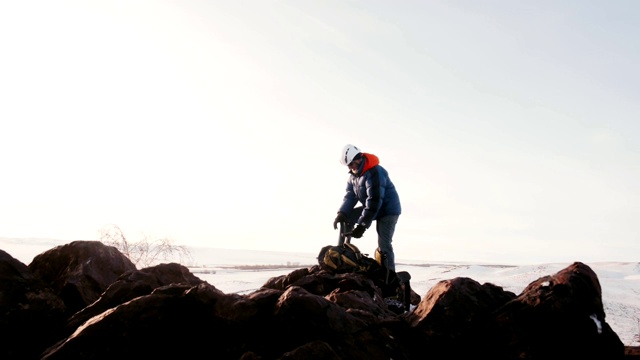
[338,182,358,214]
[358,168,386,227]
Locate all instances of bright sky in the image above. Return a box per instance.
[1,1,639,265]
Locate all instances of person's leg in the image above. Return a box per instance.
[376,215,399,271]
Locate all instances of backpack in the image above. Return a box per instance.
[317,243,413,312]
[318,242,375,273]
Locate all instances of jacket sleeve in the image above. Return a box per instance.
[338,181,359,214]
[358,167,386,227]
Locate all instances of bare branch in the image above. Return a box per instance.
[98,224,192,267]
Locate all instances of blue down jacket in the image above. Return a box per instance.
[338,153,401,228]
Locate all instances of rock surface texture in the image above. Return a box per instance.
[0,240,633,359]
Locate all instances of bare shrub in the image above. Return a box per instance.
[99,224,192,268]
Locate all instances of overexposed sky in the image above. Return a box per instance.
[1,1,639,264]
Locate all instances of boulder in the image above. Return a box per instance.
[0,242,627,360]
[66,261,205,333]
[487,262,625,359]
[29,241,136,315]
[0,250,66,359]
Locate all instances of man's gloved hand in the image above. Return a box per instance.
[350,224,366,238]
[333,212,347,230]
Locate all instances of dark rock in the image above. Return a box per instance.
[66,262,206,333]
[487,261,625,359]
[29,240,136,315]
[403,277,517,358]
[0,242,629,360]
[0,250,66,360]
[277,340,341,359]
[626,346,640,359]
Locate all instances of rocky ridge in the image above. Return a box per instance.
[1,240,637,359]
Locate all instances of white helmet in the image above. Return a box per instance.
[339,144,362,166]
